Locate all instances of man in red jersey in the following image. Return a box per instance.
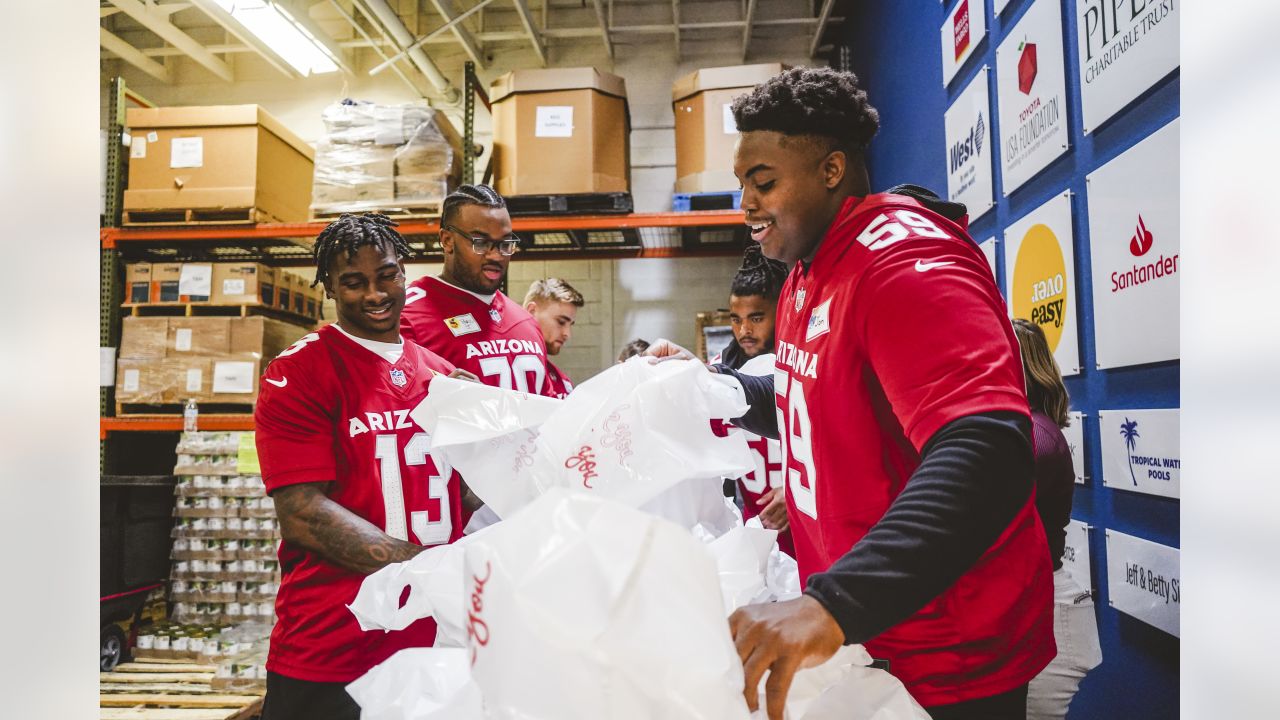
[399,184,556,397]
[522,277,585,399]
[651,68,1053,720]
[255,213,474,720]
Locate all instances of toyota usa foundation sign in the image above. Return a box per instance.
[1106,529,1180,637]
[1004,192,1080,376]
[1076,0,1179,134]
[996,0,1069,194]
[941,0,987,86]
[1098,408,1179,499]
[944,68,994,219]
[1087,119,1179,369]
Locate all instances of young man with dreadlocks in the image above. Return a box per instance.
[651,68,1053,719]
[399,184,557,397]
[254,213,472,720]
[522,277,585,399]
[713,245,793,557]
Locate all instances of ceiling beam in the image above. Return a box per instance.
[509,0,547,66]
[100,27,171,83]
[370,0,498,76]
[429,0,486,69]
[187,0,297,79]
[741,0,757,61]
[106,0,234,81]
[809,0,837,58]
[589,0,612,59]
[671,0,680,60]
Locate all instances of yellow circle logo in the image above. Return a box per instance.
[1011,223,1068,351]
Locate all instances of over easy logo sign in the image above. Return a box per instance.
[996,0,1068,194]
[944,67,994,219]
[1004,192,1080,375]
[940,0,987,86]
[1077,0,1179,133]
[1087,119,1180,369]
[1099,408,1180,499]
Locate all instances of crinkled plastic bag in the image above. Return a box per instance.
[346,647,482,720]
[413,359,754,520]
[464,488,751,720]
[751,646,930,720]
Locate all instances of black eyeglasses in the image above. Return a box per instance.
[443,224,521,256]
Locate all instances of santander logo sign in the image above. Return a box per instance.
[1112,214,1177,293]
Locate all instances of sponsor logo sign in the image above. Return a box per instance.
[944,67,995,219]
[1106,529,1180,637]
[1062,519,1092,587]
[1004,192,1080,375]
[1064,411,1086,484]
[996,0,1069,193]
[941,0,987,86]
[1077,0,1179,133]
[1099,408,1180,499]
[1087,119,1180,369]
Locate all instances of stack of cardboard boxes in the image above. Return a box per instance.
[114,316,310,410]
[124,262,323,321]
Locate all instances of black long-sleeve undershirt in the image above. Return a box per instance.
[713,364,1035,645]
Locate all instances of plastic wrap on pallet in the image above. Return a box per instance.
[310,100,458,216]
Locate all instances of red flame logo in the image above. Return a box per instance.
[1129,215,1154,256]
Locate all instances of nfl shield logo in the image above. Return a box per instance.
[389,368,407,387]
[794,287,806,312]
[489,308,502,323]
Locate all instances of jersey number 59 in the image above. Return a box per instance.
[775,371,818,519]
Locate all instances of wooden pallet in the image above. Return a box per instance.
[123,208,281,227]
[309,202,442,221]
[100,662,262,720]
[505,192,634,216]
[122,302,317,326]
[116,403,256,418]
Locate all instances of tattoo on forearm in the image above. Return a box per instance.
[275,483,425,574]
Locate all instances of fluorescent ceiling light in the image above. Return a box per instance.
[213,0,339,76]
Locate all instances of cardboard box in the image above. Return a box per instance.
[178,262,212,303]
[275,271,294,312]
[491,67,630,196]
[212,263,272,305]
[694,309,733,362]
[672,64,787,193]
[257,265,279,308]
[304,284,321,320]
[119,317,168,359]
[167,318,231,356]
[152,263,184,304]
[124,105,315,223]
[229,317,311,360]
[116,357,215,404]
[125,263,152,304]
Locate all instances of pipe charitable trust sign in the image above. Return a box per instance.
[1076,0,1179,133]
[1004,192,1080,376]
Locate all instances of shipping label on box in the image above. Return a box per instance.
[179,263,213,302]
[166,318,231,356]
[125,263,152,304]
[213,263,270,305]
[213,360,258,395]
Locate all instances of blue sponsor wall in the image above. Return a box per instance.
[840,0,1179,717]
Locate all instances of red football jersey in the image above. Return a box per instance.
[545,361,574,399]
[774,194,1054,706]
[730,354,793,557]
[255,324,465,683]
[400,276,555,396]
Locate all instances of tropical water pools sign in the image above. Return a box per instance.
[1099,408,1180,499]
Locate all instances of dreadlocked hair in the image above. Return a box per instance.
[730,66,880,156]
[730,243,789,300]
[312,212,414,288]
[441,184,506,227]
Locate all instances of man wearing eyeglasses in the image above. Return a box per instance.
[399,184,557,399]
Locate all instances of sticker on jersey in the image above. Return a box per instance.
[389,368,407,387]
[794,287,806,312]
[445,313,481,337]
[805,298,832,342]
[488,308,502,323]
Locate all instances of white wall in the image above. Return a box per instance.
[103,0,822,381]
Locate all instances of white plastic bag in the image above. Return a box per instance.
[346,647,482,720]
[751,646,931,720]
[464,488,751,720]
[413,359,754,519]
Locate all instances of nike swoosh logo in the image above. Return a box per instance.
[915,260,956,272]
[265,377,287,388]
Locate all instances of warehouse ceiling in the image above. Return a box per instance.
[100,1,849,100]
